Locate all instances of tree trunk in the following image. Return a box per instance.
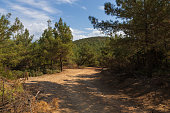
[60,56,63,72]
[51,59,53,70]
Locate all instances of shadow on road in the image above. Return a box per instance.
[24,72,168,113]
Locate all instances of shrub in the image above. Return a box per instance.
[12,70,24,79]
[29,70,43,77]
[52,69,60,74]
[45,69,53,74]
[35,71,43,76]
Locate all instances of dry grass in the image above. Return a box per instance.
[0,78,59,113]
[33,98,59,113]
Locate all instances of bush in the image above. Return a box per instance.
[45,69,53,74]
[43,69,60,74]
[35,71,43,76]
[0,79,37,112]
[29,70,36,77]
[12,70,24,79]
[52,69,60,74]
[0,69,22,80]
[29,70,43,77]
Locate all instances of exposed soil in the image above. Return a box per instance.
[25,68,170,113]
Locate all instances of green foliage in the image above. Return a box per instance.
[75,43,95,66]
[39,18,73,72]
[29,70,43,77]
[73,37,109,67]
[89,0,170,75]
[12,70,24,78]
[0,13,12,42]
[44,69,60,74]
[0,79,25,110]
[0,14,73,79]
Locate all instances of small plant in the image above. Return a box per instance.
[12,70,24,79]
[35,98,59,113]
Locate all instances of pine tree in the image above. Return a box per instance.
[89,0,170,74]
[54,18,73,71]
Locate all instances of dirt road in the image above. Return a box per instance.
[26,68,146,113]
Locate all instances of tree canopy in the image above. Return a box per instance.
[89,0,170,75]
[0,14,73,79]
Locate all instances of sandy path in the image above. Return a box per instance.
[25,68,146,113]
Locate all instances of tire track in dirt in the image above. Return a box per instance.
[25,68,146,113]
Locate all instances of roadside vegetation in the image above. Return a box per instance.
[0,14,72,112]
[89,0,169,76]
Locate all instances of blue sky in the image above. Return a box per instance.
[0,0,115,41]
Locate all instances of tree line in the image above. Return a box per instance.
[0,14,72,79]
[89,0,169,76]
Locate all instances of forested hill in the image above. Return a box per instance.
[74,36,109,53]
[73,36,110,67]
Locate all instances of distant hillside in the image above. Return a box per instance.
[73,36,109,53]
[72,36,110,66]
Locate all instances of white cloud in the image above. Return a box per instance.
[71,28,86,40]
[16,0,62,14]
[25,22,48,41]
[4,0,64,41]
[73,34,87,40]
[2,0,96,41]
[85,27,105,37]
[71,28,106,41]
[71,28,85,34]
[5,1,50,40]
[0,8,7,14]
[87,29,105,37]
[11,5,50,21]
[55,0,78,4]
[98,6,104,11]
[81,6,87,10]
[84,28,94,31]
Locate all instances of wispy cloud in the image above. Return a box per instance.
[0,8,7,14]
[11,6,49,40]
[11,4,50,21]
[1,0,98,41]
[16,0,62,14]
[81,6,87,10]
[98,6,104,11]
[4,0,51,40]
[55,0,78,4]
[3,0,65,40]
